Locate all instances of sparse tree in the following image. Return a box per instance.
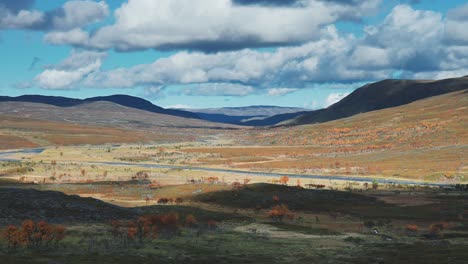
[279,176,289,185]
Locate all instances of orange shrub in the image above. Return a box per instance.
[268,204,291,222]
[2,220,66,250]
[406,224,418,233]
[279,176,289,185]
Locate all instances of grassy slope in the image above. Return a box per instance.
[0,115,155,149]
[184,90,467,180]
[0,102,239,149]
[288,76,468,125]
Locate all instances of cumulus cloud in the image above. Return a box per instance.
[44,28,90,46]
[360,5,444,71]
[46,0,380,51]
[0,8,44,29]
[445,3,468,45]
[0,0,109,31]
[31,4,468,95]
[48,1,109,31]
[34,50,106,89]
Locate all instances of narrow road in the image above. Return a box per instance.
[0,148,454,187]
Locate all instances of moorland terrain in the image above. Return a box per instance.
[0,77,466,263]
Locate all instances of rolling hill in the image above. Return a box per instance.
[0,188,134,223]
[220,90,467,179]
[0,101,240,149]
[0,94,198,119]
[244,76,468,126]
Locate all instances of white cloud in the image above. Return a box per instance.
[0,0,109,31]
[34,50,106,89]
[49,0,381,51]
[445,3,468,45]
[51,1,109,31]
[267,88,297,96]
[0,8,43,29]
[324,92,350,107]
[30,4,468,94]
[45,28,89,46]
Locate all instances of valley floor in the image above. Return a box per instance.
[0,91,466,263]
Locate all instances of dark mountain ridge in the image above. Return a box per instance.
[0,94,199,119]
[245,76,468,126]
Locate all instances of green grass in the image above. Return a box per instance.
[340,242,468,264]
[265,222,341,235]
[0,225,337,264]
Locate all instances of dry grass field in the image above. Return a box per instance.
[183,91,467,181]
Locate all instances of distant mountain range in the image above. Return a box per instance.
[183,105,309,116]
[1,76,466,127]
[0,94,198,119]
[182,106,309,125]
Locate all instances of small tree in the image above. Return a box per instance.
[372,179,379,190]
[279,176,289,185]
[268,204,291,222]
[2,225,19,250]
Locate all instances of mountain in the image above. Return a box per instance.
[0,94,198,119]
[229,90,468,179]
[185,105,309,116]
[0,101,239,129]
[240,111,309,126]
[250,76,468,126]
[183,106,309,125]
[0,101,240,149]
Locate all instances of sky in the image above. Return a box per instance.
[0,0,467,109]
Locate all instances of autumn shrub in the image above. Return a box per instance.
[279,176,289,185]
[2,220,66,250]
[231,181,242,190]
[268,204,291,222]
[406,224,418,235]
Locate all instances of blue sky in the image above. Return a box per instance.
[1,0,467,109]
